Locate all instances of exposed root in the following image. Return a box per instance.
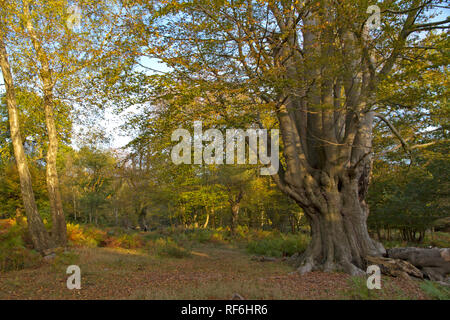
[370,239,387,257]
[341,261,365,276]
[294,254,366,276]
[297,261,314,275]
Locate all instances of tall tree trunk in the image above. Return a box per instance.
[203,208,210,229]
[24,2,67,246]
[260,208,265,228]
[0,33,53,253]
[43,84,67,245]
[230,203,240,234]
[229,190,243,234]
[73,191,77,220]
[193,212,198,229]
[138,206,148,231]
[289,215,296,234]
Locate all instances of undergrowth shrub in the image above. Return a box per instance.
[50,250,79,272]
[246,233,310,257]
[185,229,227,244]
[0,223,41,271]
[154,238,191,258]
[67,223,142,248]
[83,227,107,246]
[188,229,213,243]
[67,223,98,247]
[105,233,143,249]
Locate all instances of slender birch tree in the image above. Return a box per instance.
[0,22,53,253]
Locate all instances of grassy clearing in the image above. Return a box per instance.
[0,243,430,300]
[0,219,447,300]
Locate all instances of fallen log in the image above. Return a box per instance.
[365,256,423,279]
[441,248,450,261]
[387,247,450,281]
[251,256,277,262]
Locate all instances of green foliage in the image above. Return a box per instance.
[368,153,450,242]
[0,162,50,220]
[184,228,226,244]
[246,233,309,258]
[367,31,449,243]
[154,238,192,258]
[0,224,41,271]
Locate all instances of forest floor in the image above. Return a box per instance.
[0,242,431,300]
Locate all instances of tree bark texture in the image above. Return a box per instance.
[23,2,67,246]
[0,32,53,253]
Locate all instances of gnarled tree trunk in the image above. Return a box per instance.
[275,106,385,275]
[296,173,386,275]
[263,3,415,274]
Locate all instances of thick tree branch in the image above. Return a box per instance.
[378,0,423,78]
[374,112,411,156]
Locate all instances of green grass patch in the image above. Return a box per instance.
[246,233,309,257]
[154,238,192,258]
[420,280,450,300]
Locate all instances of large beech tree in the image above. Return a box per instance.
[129,0,449,274]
